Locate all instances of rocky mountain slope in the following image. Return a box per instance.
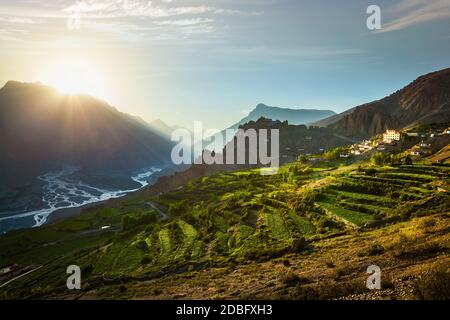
[0,81,173,178]
[312,68,450,138]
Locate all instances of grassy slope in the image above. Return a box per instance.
[0,160,449,299]
[83,214,450,300]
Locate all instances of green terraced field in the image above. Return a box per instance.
[0,161,448,299]
[263,211,291,241]
[174,220,198,259]
[331,190,394,207]
[158,228,172,258]
[318,202,374,226]
[288,212,316,235]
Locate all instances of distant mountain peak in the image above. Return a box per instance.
[251,103,335,114]
[2,80,21,89]
[255,103,268,108]
[233,103,336,129]
[1,80,46,92]
[150,118,166,125]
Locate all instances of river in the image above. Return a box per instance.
[0,166,162,234]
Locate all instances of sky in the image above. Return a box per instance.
[0,0,449,130]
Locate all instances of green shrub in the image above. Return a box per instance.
[404,155,413,165]
[364,168,377,176]
[371,152,385,166]
[122,210,159,231]
[141,255,152,265]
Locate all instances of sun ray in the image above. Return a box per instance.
[39,57,110,101]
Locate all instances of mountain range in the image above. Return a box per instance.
[201,104,336,152]
[0,67,449,228]
[0,81,174,215]
[233,104,336,128]
[312,68,450,137]
[2,68,449,181]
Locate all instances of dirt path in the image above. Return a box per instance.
[0,265,42,289]
[146,202,169,220]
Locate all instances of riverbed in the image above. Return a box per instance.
[0,166,162,234]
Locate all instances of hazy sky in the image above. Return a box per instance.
[0,0,449,129]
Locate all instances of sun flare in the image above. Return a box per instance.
[39,58,110,101]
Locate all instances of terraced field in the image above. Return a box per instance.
[312,165,449,228]
[318,202,373,227]
[0,162,448,299]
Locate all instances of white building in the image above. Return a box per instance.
[383,130,401,143]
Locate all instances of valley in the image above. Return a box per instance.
[0,166,163,234]
[0,68,449,300]
[1,0,449,304]
[0,146,448,299]
[0,81,175,232]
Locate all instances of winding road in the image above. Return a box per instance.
[146,202,169,220]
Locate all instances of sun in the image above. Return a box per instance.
[39,57,110,101]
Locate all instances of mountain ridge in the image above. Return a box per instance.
[0,81,174,215]
[202,103,337,152]
[233,103,336,129]
[312,68,450,137]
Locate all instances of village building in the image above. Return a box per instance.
[383,129,401,143]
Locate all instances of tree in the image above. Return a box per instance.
[122,210,159,231]
[297,155,308,164]
[371,152,385,166]
[323,147,344,161]
[404,155,413,165]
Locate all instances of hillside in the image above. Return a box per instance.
[429,144,450,164]
[0,81,172,173]
[204,104,336,151]
[148,119,187,140]
[310,107,357,128]
[0,81,172,232]
[224,117,352,165]
[162,117,353,189]
[0,81,174,216]
[312,68,450,138]
[0,149,448,299]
